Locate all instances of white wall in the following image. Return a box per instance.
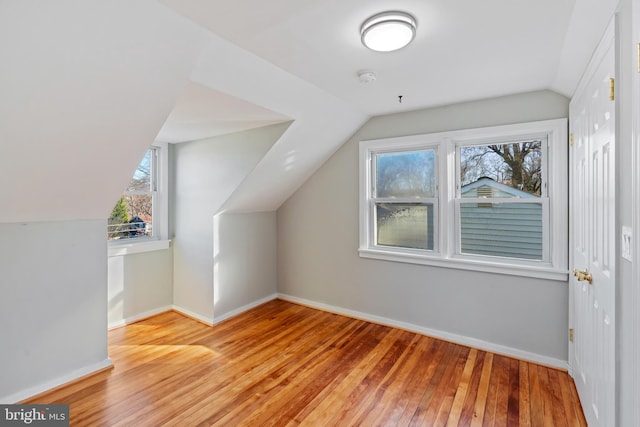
[0,2,204,402]
[108,247,174,328]
[0,1,203,223]
[172,123,290,321]
[213,212,278,322]
[277,90,571,365]
[0,220,111,403]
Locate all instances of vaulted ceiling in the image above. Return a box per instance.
[0,0,619,222]
[160,0,618,123]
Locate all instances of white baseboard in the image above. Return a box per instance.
[1,358,113,404]
[212,294,278,325]
[108,305,173,329]
[278,293,568,370]
[173,294,278,326]
[172,304,215,326]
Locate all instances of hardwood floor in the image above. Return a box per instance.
[26,299,586,426]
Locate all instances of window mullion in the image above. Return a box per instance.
[443,138,456,258]
[542,197,550,262]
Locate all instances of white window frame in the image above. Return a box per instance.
[108,142,169,256]
[368,142,440,255]
[359,119,568,281]
[452,134,549,265]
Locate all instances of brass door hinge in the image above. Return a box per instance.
[569,133,574,147]
[609,78,615,101]
[569,328,575,343]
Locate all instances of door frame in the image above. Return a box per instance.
[631,0,640,422]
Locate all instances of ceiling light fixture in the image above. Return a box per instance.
[360,11,417,52]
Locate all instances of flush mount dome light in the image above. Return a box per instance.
[361,11,417,52]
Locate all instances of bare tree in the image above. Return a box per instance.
[124,194,152,219]
[487,140,541,192]
[124,152,153,220]
[460,140,542,195]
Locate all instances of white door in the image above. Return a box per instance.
[569,21,616,427]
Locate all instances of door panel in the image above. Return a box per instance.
[569,20,615,427]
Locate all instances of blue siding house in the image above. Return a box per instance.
[460,178,542,260]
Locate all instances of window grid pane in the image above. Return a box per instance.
[458,201,543,260]
[375,149,437,198]
[458,140,544,197]
[125,149,153,192]
[375,202,436,251]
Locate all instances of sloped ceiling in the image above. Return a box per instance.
[160,0,617,213]
[0,0,620,222]
[161,0,618,115]
[156,82,290,143]
[0,1,203,222]
[0,0,366,222]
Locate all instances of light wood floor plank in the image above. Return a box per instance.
[457,350,486,425]
[24,299,587,426]
[519,361,532,427]
[482,353,500,426]
[355,334,436,426]
[446,348,477,427]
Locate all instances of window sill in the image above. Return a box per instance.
[358,248,568,281]
[108,239,171,257]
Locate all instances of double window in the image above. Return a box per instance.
[359,119,567,280]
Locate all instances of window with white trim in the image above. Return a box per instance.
[456,138,547,261]
[108,144,167,243]
[359,119,568,280]
[373,147,438,251]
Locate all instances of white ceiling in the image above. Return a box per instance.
[0,0,619,221]
[160,0,618,127]
[156,82,290,143]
